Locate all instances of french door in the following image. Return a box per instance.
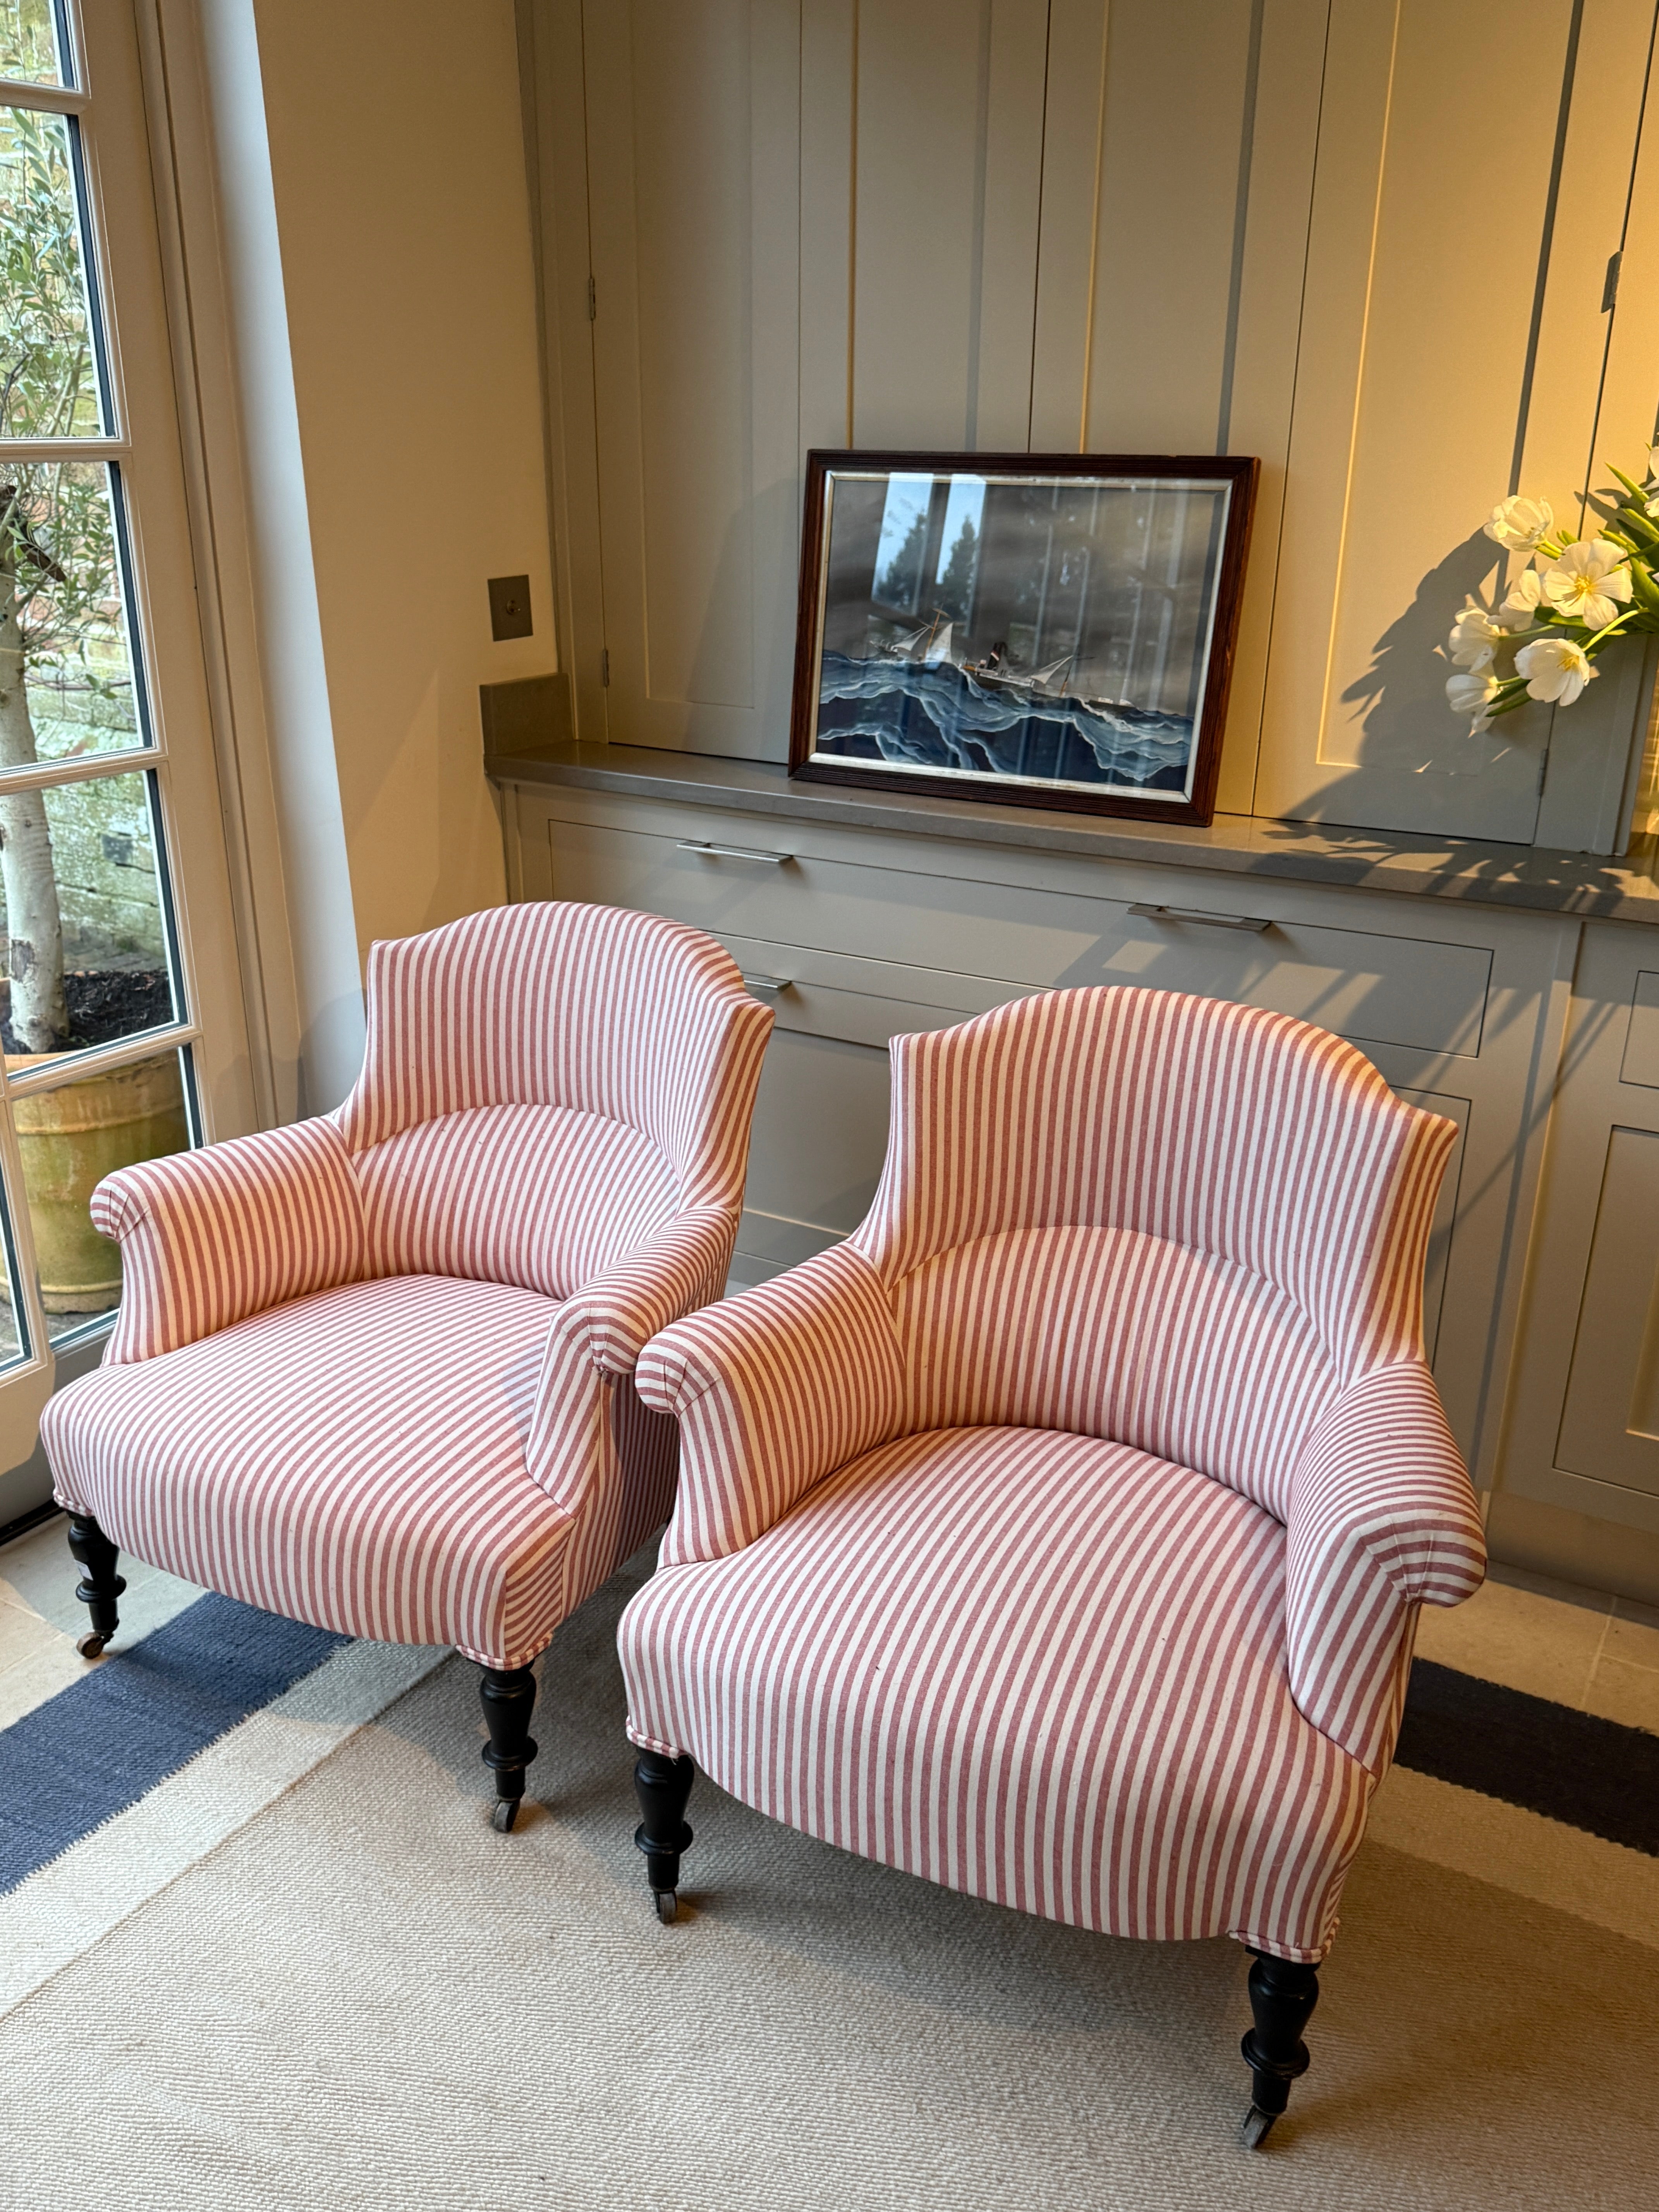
[0,0,253,1472]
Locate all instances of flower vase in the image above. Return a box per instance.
[1532,630,1659,857]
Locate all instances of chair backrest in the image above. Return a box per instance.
[334,902,771,1299]
[854,987,1453,1515]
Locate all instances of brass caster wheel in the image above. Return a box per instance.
[1239,2106,1277,2150]
[653,1888,678,1925]
[491,1798,520,1834]
[76,1632,109,1661]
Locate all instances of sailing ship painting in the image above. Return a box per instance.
[789,453,1258,825]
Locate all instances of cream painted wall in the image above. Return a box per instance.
[250,0,552,960]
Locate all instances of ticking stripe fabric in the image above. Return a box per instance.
[93,1118,368,1365]
[622,1426,1372,1961]
[335,902,769,1217]
[355,1103,679,1300]
[45,903,772,1666]
[45,1278,575,1666]
[854,988,1452,1385]
[621,987,1486,1960]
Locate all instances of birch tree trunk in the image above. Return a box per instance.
[0,544,67,1055]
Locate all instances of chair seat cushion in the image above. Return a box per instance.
[44,1276,575,1669]
[620,1425,1376,1960]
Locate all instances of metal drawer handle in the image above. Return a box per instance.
[677,839,794,866]
[1127,902,1273,934]
[740,974,793,998]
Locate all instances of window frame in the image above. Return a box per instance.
[0,0,259,1463]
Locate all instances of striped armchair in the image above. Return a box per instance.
[43,902,771,1830]
[617,986,1484,2142]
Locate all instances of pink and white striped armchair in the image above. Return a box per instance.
[617,985,1485,2142]
[43,902,771,1829]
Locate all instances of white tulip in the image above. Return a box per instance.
[1448,601,1505,669]
[1446,668,1500,715]
[1483,495,1555,554]
[1498,568,1543,630]
[1539,539,1632,630]
[1515,635,1596,704]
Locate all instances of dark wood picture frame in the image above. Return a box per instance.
[787,450,1258,826]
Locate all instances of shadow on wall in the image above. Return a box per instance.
[1337,532,1544,784]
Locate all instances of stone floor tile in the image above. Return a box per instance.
[0,1638,84,1730]
[1582,1656,1659,1735]
[1601,1609,1659,1674]
[1412,1576,1610,1705]
[0,1600,55,1674]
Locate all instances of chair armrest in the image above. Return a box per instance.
[554,1205,739,1376]
[519,1204,741,1534]
[91,1119,368,1364]
[1285,1362,1486,1773]
[634,1242,906,1565]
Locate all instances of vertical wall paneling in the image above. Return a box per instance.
[973,1,1053,447]
[1082,0,1258,454]
[1211,0,1330,815]
[1511,6,1649,523]
[799,0,857,450]
[1254,0,1581,840]
[1515,5,1657,852]
[1030,0,1329,814]
[1027,0,1109,449]
[583,0,802,758]
[523,0,606,742]
[1591,12,1659,467]
[530,0,1659,815]
[848,0,1050,450]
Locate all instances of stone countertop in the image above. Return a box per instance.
[487,738,1659,926]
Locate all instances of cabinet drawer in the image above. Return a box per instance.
[548,811,1492,1059]
[714,931,1027,1051]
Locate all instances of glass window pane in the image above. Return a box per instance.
[2,463,144,764]
[0,3,65,88]
[0,768,178,1056]
[0,104,101,434]
[0,1183,29,1367]
[12,1046,189,1340]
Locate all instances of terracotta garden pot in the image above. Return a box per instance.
[4,1053,188,1313]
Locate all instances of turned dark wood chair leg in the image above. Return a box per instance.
[66,1513,126,1660]
[479,1665,539,1833]
[633,1748,695,1923]
[1238,1949,1321,2147]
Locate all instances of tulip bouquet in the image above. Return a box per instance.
[1445,458,1659,733]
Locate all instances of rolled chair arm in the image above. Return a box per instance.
[553,1205,742,1377]
[634,1242,906,1566]
[520,1204,745,1531]
[1284,1362,1486,1774]
[91,1118,369,1364]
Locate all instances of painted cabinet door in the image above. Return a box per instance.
[1254,0,1659,842]
[1498,921,1659,1547]
[567,0,1291,771]
[580,0,803,759]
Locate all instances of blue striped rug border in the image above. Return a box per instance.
[2,1606,1650,1899]
[0,1594,347,1894]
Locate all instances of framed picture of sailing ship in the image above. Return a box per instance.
[788,450,1257,825]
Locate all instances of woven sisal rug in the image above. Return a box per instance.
[0,1548,1654,2209]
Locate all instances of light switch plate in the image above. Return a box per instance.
[487,574,533,641]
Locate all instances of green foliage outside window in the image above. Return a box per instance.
[1,95,125,1052]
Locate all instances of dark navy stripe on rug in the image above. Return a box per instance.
[1396,1659,1659,1856]
[0,1594,346,1893]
